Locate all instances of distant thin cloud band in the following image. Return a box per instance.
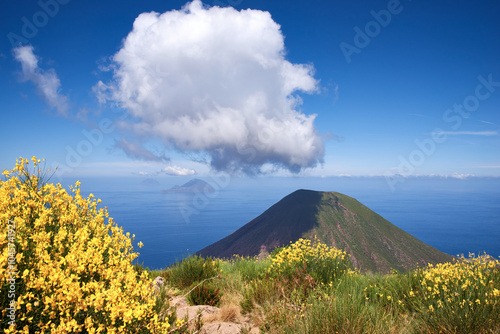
[435,131,498,136]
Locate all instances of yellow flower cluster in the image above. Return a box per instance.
[268,237,350,284]
[416,254,500,319]
[270,238,344,269]
[0,157,169,333]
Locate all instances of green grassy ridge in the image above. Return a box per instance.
[310,192,455,273]
[197,189,454,274]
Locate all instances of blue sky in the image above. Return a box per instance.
[1,0,499,183]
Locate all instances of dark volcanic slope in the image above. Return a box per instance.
[197,189,454,273]
[198,189,322,259]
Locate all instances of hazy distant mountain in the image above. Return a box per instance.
[197,189,454,273]
[162,179,215,194]
[140,178,161,187]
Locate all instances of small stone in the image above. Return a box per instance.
[152,276,165,294]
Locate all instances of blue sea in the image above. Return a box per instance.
[73,176,500,270]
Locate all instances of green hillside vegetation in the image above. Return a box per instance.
[153,241,500,334]
[198,190,454,273]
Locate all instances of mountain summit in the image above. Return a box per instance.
[197,189,454,273]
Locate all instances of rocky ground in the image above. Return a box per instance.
[169,295,260,334]
[153,276,260,334]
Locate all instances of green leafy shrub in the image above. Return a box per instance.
[239,278,281,314]
[163,255,220,289]
[240,297,254,315]
[187,281,222,307]
[224,255,270,281]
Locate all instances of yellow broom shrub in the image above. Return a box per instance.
[413,254,500,333]
[268,237,351,285]
[0,157,169,333]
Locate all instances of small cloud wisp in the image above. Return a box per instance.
[13,45,69,116]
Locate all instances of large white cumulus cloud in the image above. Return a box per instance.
[97,0,324,173]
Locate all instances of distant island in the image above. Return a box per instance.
[161,179,215,194]
[140,178,162,187]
